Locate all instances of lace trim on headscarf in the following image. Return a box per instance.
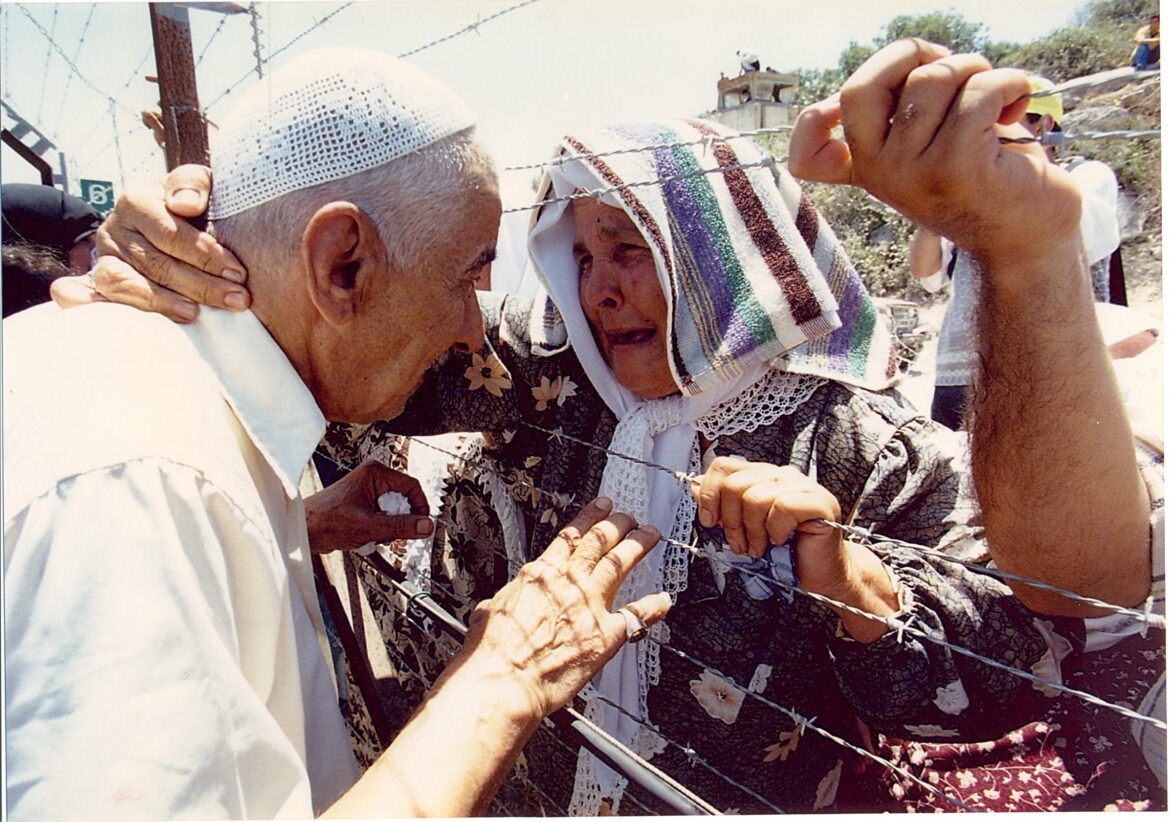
[698,369,826,440]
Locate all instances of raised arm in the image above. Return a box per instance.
[789,39,1151,616]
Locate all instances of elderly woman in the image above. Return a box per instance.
[309,119,1099,813]
[73,116,1159,812]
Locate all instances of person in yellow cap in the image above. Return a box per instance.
[1020,76,1064,161]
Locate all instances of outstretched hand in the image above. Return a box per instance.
[788,38,1081,262]
[453,496,672,719]
[50,165,248,322]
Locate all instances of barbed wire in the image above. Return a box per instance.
[195,12,231,68]
[317,449,976,812]
[50,2,95,136]
[247,2,264,80]
[397,0,542,59]
[501,125,794,173]
[515,419,1164,626]
[71,46,154,168]
[16,4,137,118]
[35,3,60,124]
[205,2,355,112]
[501,156,779,214]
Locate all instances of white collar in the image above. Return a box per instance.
[182,308,326,499]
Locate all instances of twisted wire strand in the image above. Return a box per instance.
[397,0,542,59]
[316,440,1163,812]
[501,125,794,173]
[195,13,231,67]
[51,2,96,135]
[514,419,1162,625]
[1060,128,1161,142]
[17,4,136,117]
[247,2,264,79]
[501,157,777,214]
[36,3,59,123]
[72,47,153,166]
[343,490,972,812]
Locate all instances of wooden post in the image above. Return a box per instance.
[149,3,208,170]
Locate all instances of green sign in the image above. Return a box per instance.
[80,179,115,215]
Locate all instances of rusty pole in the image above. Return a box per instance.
[149,3,209,170]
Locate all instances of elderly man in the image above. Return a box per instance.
[4,48,671,821]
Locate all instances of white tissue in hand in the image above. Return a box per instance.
[356,491,413,556]
[377,491,411,516]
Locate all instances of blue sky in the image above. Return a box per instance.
[1,0,1085,201]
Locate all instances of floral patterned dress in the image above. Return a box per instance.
[317,292,1164,814]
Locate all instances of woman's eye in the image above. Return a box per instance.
[616,244,649,262]
[576,255,593,274]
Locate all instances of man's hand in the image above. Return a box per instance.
[693,457,897,642]
[50,165,248,323]
[325,497,672,817]
[305,458,432,553]
[789,38,1081,264]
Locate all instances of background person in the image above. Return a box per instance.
[1132,14,1160,70]
[2,182,101,315]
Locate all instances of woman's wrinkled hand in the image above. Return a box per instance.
[692,456,897,642]
[455,497,672,719]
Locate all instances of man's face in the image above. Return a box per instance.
[331,165,501,423]
[573,199,676,400]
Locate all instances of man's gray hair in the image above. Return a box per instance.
[212,126,495,277]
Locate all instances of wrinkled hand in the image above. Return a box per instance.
[50,165,248,323]
[693,457,896,641]
[789,38,1081,262]
[305,458,433,553]
[454,497,672,719]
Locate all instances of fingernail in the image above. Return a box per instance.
[415,518,434,536]
[222,268,246,284]
[594,496,612,512]
[173,188,202,209]
[175,300,198,322]
[698,508,713,528]
[640,525,661,541]
[224,291,247,310]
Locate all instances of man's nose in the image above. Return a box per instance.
[452,290,486,353]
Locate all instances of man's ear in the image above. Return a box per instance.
[300,202,385,326]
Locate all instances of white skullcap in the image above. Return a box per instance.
[209,47,476,219]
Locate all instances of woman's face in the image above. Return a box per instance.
[572,199,676,399]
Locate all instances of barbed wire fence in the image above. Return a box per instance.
[312,412,1164,814]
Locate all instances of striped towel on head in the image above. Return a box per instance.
[528,118,895,394]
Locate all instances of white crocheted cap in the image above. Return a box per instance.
[208,47,476,219]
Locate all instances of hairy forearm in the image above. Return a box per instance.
[323,654,541,817]
[970,243,1151,616]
